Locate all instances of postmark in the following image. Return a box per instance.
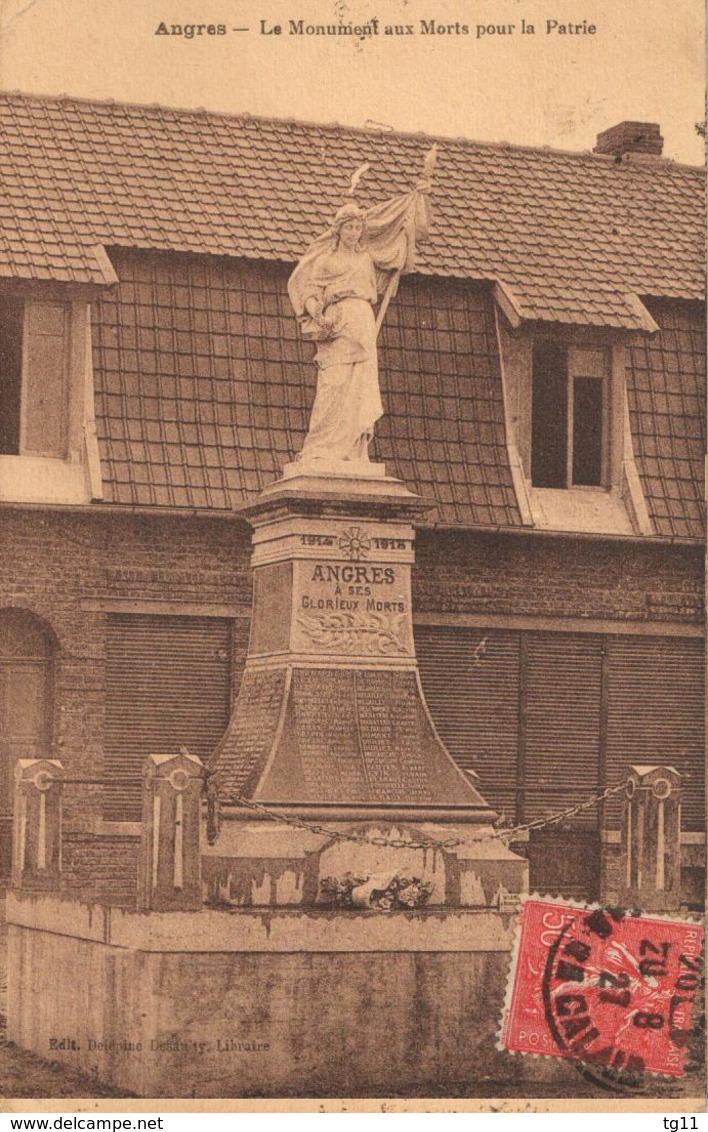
[499,896,704,1078]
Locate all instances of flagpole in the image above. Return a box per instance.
[374,270,401,338]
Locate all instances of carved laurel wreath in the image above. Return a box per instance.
[298,609,407,655]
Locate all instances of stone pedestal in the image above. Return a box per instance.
[281,457,388,482]
[619,764,682,912]
[206,469,527,908]
[7,891,523,1098]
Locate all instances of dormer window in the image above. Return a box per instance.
[531,342,609,489]
[0,292,102,504]
[494,311,650,535]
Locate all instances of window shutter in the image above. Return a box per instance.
[604,636,705,829]
[522,633,603,826]
[415,626,520,820]
[104,615,233,820]
[0,298,23,454]
[22,302,70,457]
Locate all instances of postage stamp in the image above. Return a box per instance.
[499,896,704,1078]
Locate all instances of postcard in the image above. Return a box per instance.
[0,0,704,1112]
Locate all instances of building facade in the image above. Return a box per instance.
[0,96,704,906]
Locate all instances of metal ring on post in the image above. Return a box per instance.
[625,778,636,799]
[169,769,190,793]
[32,770,54,793]
[652,777,672,800]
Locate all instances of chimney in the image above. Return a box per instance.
[593,121,664,159]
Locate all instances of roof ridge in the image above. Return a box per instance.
[1,87,704,172]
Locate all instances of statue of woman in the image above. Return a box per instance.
[288,203,382,463]
[288,162,434,466]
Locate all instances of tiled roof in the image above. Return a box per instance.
[627,300,706,540]
[93,250,521,527]
[93,251,705,536]
[1,91,704,329]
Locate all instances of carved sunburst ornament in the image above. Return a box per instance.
[338,526,371,561]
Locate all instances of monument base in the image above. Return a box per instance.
[269,460,413,501]
[282,457,388,479]
[207,474,528,910]
[7,892,523,1098]
[202,816,525,910]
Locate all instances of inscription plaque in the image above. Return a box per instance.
[294,560,414,657]
[356,671,433,803]
[293,670,368,800]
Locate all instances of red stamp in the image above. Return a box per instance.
[500,897,704,1077]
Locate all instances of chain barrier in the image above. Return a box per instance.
[215,779,627,854]
[42,760,628,854]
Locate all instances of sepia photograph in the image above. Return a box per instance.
[0,0,704,1111]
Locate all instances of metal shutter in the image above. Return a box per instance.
[604,636,705,830]
[525,830,601,903]
[522,633,603,826]
[414,626,520,820]
[104,615,233,820]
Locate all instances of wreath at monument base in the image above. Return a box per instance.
[319,872,434,910]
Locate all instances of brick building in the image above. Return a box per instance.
[0,95,704,906]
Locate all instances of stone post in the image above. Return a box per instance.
[137,752,204,912]
[620,764,682,912]
[12,759,64,891]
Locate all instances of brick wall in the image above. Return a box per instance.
[0,508,252,838]
[1,507,703,902]
[61,833,140,907]
[414,528,704,625]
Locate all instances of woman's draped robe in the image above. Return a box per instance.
[288,187,431,463]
